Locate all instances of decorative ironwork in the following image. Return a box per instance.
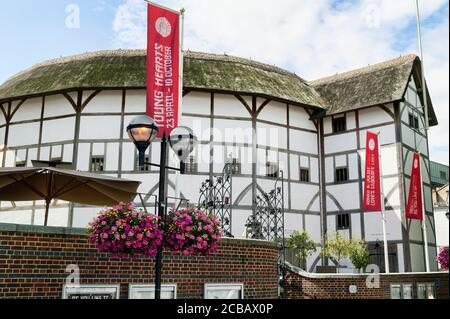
[197,164,233,237]
[245,172,285,242]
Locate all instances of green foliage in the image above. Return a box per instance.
[349,240,370,272]
[321,233,371,272]
[286,230,317,266]
[321,233,353,269]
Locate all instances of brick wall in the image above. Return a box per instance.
[284,264,449,299]
[0,224,279,299]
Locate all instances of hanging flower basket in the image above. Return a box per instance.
[87,203,164,259]
[437,247,449,270]
[165,208,223,256]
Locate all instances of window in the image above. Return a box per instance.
[417,283,436,299]
[136,155,151,171]
[335,167,348,183]
[185,156,198,174]
[337,214,350,230]
[332,116,346,133]
[91,156,105,172]
[440,171,447,180]
[225,158,241,175]
[369,243,398,273]
[204,284,243,299]
[128,284,177,299]
[300,168,310,183]
[408,112,419,130]
[390,284,413,299]
[266,162,279,178]
[15,161,26,168]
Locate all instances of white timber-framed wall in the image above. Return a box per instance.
[0,59,437,274]
[0,89,324,271]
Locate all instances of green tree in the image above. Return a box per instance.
[286,230,317,270]
[349,240,370,273]
[321,233,353,273]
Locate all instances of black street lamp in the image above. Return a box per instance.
[127,116,197,300]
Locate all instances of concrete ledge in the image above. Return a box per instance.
[0,222,278,247]
[285,262,449,278]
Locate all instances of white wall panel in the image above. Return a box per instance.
[289,130,318,154]
[327,183,360,210]
[258,101,287,124]
[348,153,359,180]
[105,143,119,171]
[323,117,332,134]
[125,90,146,113]
[11,98,41,122]
[290,183,319,211]
[232,209,252,238]
[44,95,75,117]
[284,213,303,234]
[77,143,90,171]
[304,215,321,242]
[358,106,394,128]
[41,118,75,143]
[289,106,316,131]
[325,157,334,183]
[83,90,122,113]
[257,122,287,149]
[324,132,357,154]
[122,142,136,171]
[27,148,38,167]
[310,158,319,183]
[290,154,299,180]
[346,112,356,130]
[214,94,250,118]
[351,213,362,239]
[63,144,73,163]
[80,116,121,140]
[364,210,402,241]
[8,122,40,147]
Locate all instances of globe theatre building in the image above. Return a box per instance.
[0,50,439,273]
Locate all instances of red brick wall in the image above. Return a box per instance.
[0,224,279,299]
[285,267,449,299]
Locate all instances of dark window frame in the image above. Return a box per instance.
[336,213,350,230]
[300,167,310,183]
[266,162,279,178]
[90,156,105,172]
[225,157,241,175]
[335,167,349,183]
[332,116,347,133]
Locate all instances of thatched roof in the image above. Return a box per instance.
[0,50,438,125]
[0,49,327,109]
[310,54,437,125]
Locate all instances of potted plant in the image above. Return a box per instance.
[286,230,317,270]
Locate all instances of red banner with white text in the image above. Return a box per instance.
[147,2,180,138]
[363,131,381,211]
[406,152,424,220]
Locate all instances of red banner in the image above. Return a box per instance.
[147,2,180,138]
[363,131,381,211]
[406,153,424,220]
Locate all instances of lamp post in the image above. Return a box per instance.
[127,116,197,299]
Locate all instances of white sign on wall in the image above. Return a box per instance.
[62,284,120,299]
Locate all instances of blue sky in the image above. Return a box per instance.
[0,0,448,164]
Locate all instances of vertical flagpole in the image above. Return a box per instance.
[415,0,430,130]
[418,152,431,272]
[174,8,185,209]
[377,133,390,273]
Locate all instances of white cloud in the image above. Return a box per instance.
[113,0,449,163]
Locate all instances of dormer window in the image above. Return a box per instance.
[332,115,346,133]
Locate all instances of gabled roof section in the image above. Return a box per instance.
[310,54,438,126]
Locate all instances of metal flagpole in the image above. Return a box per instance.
[174,8,185,210]
[377,132,390,273]
[415,0,430,130]
[418,152,431,272]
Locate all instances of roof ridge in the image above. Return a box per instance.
[3,49,307,86]
[309,54,418,86]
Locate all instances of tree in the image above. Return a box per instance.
[349,240,370,273]
[286,230,317,270]
[321,233,353,273]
